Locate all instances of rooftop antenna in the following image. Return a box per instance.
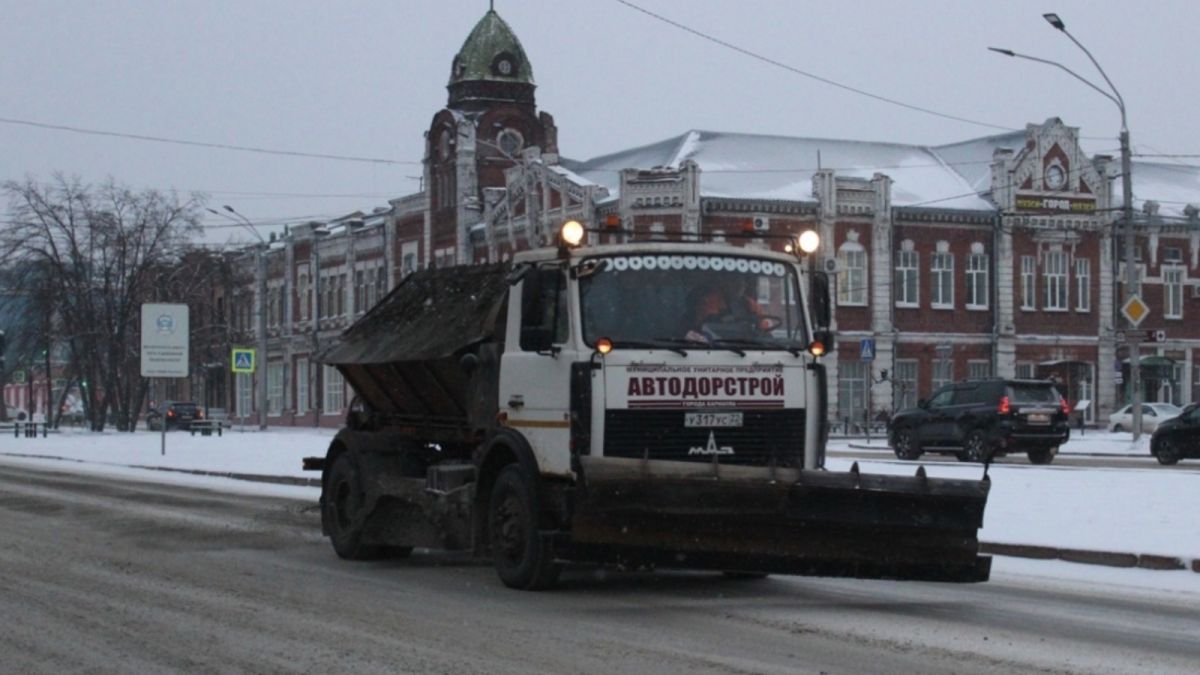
[817,150,822,170]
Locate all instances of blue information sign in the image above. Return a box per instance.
[860,338,875,362]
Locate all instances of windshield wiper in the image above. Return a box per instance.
[610,339,688,356]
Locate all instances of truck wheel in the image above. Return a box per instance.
[489,465,561,590]
[324,451,383,560]
[1027,446,1057,465]
[957,430,990,463]
[893,429,922,460]
[1153,440,1180,466]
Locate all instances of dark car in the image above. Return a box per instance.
[1150,402,1200,465]
[889,379,1070,464]
[146,401,202,431]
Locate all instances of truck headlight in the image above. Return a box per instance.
[560,220,585,247]
[798,230,820,254]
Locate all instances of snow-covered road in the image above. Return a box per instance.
[1,426,1197,594]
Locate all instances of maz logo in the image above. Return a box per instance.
[688,431,734,456]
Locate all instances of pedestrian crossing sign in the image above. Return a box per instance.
[860,338,875,362]
[231,348,256,373]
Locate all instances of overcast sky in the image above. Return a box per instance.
[2,0,1197,245]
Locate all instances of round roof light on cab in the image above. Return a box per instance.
[798,230,820,254]
[596,337,613,355]
[560,220,585,247]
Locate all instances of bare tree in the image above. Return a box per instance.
[1,174,204,430]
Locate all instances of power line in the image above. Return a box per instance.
[613,0,1016,133]
[1133,153,1200,160]
[0,116,419,166]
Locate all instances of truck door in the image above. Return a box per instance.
[499,266,578,477]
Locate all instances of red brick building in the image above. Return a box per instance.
[203,8,1200,428]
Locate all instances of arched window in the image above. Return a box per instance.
[966,242,988,309]
[838,236,867,306]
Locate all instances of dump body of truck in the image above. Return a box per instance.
[308,240,991,589]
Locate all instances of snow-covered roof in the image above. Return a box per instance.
[565,128,1200,218]
[566,129,995,211]
[1123,161,1200,220]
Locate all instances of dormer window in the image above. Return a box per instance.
[491,51,519,77]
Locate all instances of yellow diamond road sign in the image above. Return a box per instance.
[1121,295,1150,327]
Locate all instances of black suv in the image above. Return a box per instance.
[889,379,1070,464]
[146,401,202,431]
[1150,402,1200,465]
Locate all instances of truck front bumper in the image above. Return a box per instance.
[568,457,991,583]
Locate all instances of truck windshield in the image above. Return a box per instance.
[578,253,807,351]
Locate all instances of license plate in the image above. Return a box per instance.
[685,412,743,428]
[1026,413,1050,425]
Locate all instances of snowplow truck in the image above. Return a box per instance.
[307,233,991,590]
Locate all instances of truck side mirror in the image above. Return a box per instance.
[918,398,928,409]
[809,271,832,329]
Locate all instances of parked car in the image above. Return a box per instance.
[889,378,1070,464]
[1149,403,1200,465]
[4,405,28,421]
[146,401,202,431]
[1107,402,1182,433]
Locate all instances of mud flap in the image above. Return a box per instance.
[569,458,991,582]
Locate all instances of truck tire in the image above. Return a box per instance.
[488,465,561,590]
[324,451,384,560]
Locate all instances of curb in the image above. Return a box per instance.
[980,541,1196,574]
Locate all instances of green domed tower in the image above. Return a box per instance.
[447,9,536,110]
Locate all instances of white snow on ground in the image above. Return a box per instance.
[1,426,1197,593]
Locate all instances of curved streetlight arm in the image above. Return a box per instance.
[207,207,266,246]
[988,47,1123,115]
[222,205,267,246]
[1052,25,1127,130]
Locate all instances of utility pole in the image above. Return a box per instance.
[209,205,270,430]
[989,12,1142,437]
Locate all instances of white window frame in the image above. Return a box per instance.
[1164,265,1184,319]
[1075,258,1091,312]
[932,359,954,392]
[1015,362,1034,379]
[1044,250,1068,311]
[838,361,868,425]
[966,248,988,310]
[323,365,345,414]
[235,373,253,418]
[967,360,991,380]
[837,243,867,306]
[1021,256,1036,310]
[893,359,918,412]
[931,250,954,309]
[895,248,919,307]
[267,361,284,416]
[295,357,309,414]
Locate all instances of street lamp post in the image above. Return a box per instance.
[311,226,329,427]
[209,206,270,431]
[990,12,1142,438]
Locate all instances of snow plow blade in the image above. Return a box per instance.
[570,458,991,582]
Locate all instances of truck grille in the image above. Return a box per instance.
[602,410,806,467]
